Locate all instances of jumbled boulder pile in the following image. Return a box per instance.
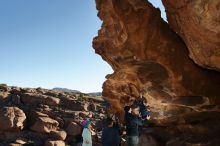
[0,84,105,146]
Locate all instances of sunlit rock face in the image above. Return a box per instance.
[93,0,220,145]
[162,0,220,71]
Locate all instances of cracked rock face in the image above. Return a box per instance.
[93,0,220,116]
[93,0,220,144]
[163,0,220,71]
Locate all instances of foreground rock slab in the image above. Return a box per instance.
[0,107,26,131]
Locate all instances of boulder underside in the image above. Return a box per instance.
[93,0,220,145]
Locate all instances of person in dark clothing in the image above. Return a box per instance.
[102,118,120,146]
[124,104,143,146]
[134,95,151,120]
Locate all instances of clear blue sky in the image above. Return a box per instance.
[0,0,166,93]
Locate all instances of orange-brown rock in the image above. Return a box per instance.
[0,107,26,131]
[93,0,220,145]
[50,130,67,141]
[0,85,105,145]
[30,113,59,134]
[162,0,220,71]
[0,84,10,92]
[20,93,60,106]
[0,92,10,104]
[65,122,82,136]
[93,0,220,119]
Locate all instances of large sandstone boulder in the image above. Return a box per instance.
[93,0,220,119]
[0,84,10,92]
[92,0,220,145]
[60,96,84,111]
[65,122,82,136]
[0,107,26,131]
[45,90,60,97]
[162,0,220,71]
[50,130,67,141]
[20,93,60,106]
[11,94,21,105]
[10,87,22,94]
[30,113,59,133]
[0,92,10,104]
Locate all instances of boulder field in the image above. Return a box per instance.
[0,84,105,146]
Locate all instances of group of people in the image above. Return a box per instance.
[124,95,151,146]
[81,95,151,146]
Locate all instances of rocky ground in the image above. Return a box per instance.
[1,83,220,146]
[0,84,105,146]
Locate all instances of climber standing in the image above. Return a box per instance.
[82,112,96,135]
[134,94,151,120]
[82,120,93,146]
[124,104,143,146]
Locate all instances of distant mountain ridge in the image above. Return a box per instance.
[52,87,102,96]
[52,87,81,93]
[88,92,102,96]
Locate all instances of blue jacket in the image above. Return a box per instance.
[124,112,143,136]
[134,100,151,118]
[102,125,120,146]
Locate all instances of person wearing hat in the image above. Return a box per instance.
[82,120,92,146]
[124,104,143,146]
[83,112,96,135]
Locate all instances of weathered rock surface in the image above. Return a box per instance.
[0,0,219,145]
[21,93,60,106]
[65,122,82,136]
[93,0,220,116]
[30,114,59,134]
[50,130,67,141]
[0,85,105,145]
[0,107,26,131]
[93,0,220,145]
[162,0,220,71]
[0,92,10,104]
